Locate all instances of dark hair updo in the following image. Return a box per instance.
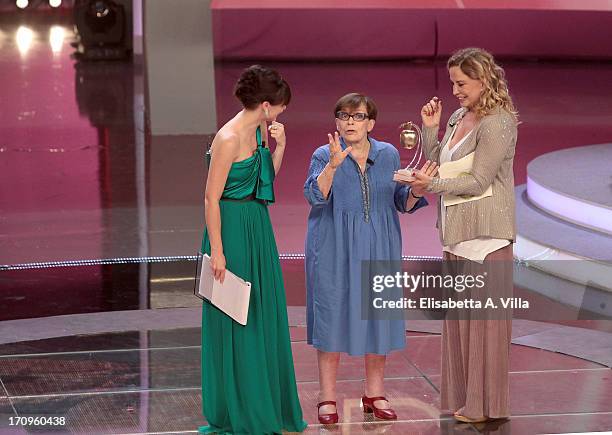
[233,65,291,110]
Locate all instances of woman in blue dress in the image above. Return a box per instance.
[304,93,435,424]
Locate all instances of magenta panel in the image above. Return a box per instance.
[212,1,612,60]
[436,9,612,59]
[212,8,436,60]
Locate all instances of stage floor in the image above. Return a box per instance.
[3,23,612,266]
[1,18,612,435]
[1,315,611,434]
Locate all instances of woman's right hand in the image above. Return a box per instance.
[328,131,353,169]
[210,249,226,284]
[421,97,442,128]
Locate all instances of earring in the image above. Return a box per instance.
[264,108,270,118]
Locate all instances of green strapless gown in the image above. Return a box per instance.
[199,129,307,434]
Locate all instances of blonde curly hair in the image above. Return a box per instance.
[447,48,518,121]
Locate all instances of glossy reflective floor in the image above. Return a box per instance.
[3,259,611,326]
[0,259,308,321]
[1,260,611,434]
[1,325,612,434]
[1,17,612,435]
[3,22,612,265]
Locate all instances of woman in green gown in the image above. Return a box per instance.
[199,65,307,434]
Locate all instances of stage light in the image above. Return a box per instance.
[49,26,65,53]
[93,0,110,17]
[73,0,130,60]
[16,0,28,9]
[16,26,34,55]
[49,0,62,7]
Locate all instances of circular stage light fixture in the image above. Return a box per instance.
[93,0,110,17]
[73,0,130,60]
[16,0,29,9]
[49,0,62,7]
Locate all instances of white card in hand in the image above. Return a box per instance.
[197,254,252,325]
[438,152,492,206]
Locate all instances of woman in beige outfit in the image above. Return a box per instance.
[408,47,518,423]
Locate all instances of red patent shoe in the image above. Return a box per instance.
[361,395,397,420]
[317,400,339,425]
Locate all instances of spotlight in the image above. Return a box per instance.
[73,0,131,60]
[49,0,62,7]
[49,26,65,53]
[16,0,28,9]
[93,1,110,18]
[16,26,34,55]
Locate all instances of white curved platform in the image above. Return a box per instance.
[526,143,612,235]
[515,185,612,293]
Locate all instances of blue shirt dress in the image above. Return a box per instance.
[304,136,428,356]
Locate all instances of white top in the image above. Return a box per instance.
[439,128,510,263]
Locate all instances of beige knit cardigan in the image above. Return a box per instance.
[422,107,518,246]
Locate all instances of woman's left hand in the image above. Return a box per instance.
[410,160,439,196]
[268,121,286,148]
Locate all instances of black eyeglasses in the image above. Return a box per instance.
[335,111,369,122]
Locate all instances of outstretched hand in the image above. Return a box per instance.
[409,160,439,196]
[328,132,352,169]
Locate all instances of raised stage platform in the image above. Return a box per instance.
[527,143,612,236]
[514,144,612,319]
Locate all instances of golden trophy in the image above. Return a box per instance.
[393,121,423,183]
